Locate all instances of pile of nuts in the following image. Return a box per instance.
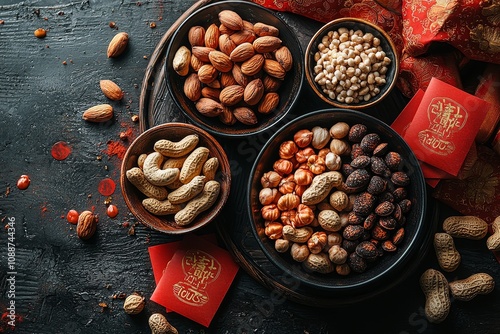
[125,134,221,226]
[257,121,413,275]
[420,215,496,324]
[172,9,293,126]
[312,27,392,104]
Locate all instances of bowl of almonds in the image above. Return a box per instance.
[305,18,400,109]
[247,109,429,297]
[165,0,303,137]
[120,123,231,234]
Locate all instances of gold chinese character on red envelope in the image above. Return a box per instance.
[404,78,489,176]
[419,97,467,156]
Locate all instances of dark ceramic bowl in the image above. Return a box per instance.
[165,0,303,137]
[305,18,400,109]
[121,123,231,234]
[248,109,427,295]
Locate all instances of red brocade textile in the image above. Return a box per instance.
[251,0,500,97]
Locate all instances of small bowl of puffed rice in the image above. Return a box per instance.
[305,18,400,109]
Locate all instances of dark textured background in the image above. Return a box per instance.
[1,1,499,333]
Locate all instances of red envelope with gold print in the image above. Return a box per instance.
[150,234,239,327]
[403,78,488,176]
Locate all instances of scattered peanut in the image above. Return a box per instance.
[449,273,495,301]
[486,216,500,251]
[420,268,450,324]
[434,233,461,272]
[123,294,145,315]
[149,313,178,334]
[442,216,488,240]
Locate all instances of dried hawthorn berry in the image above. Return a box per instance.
[350,143,366,159]
[353,192,376,216]
[363,213,378,230]
[343,224,365,241]
[373,142,389,156]
[341,163,356,177]
[385,151,402,171]
[392,204,403,223]
[398,199,412,213]
[374,201,395,216]
[370,156,391,177]
[378,216,397,230]
[391,171,410,186]
[392,187,408,202]
[355,241,378,259]
[347,211,364,225]
[367,175,387,195]
[392,227,405,245]
[350,155,371,168]
[371,225,390,240]
[348,252,367,273]
[342,239,359,253]
[348,124,367,143]
[360,133,381,153]
[345,168,370,188]
[381,240,397,252]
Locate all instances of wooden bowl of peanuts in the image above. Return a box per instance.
[305,18,400,110]
[247,109,429,298]
[120,123,231,234]
[165,1,304,137]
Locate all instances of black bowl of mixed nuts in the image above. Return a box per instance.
[305,18,400,110]
[165,0,303,137]
[248,109,427,295]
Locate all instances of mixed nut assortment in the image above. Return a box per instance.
[257,121,414,275]
[312,27,392,104]
[125,134,221,226]
[172,9,293,126]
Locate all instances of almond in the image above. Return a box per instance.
[183,73,202,101]
[107,32,129,58]
[241,54,264,76]
[274,46,293,72]
[201,86,221,101]
[100,80,124,101]
[197,64,219,84]
[220,72,238,87]
[218,10,244,31]
[190,54,204,71]
[219,106,237,125]
[192,46,215,63]
[233,107,258,125]
[82,104,114,123]
[262,74,282,92]
[204,23,220,49]
[208,50,233,72]
[173,46,191,76]
[229,29,256,45]
[232,64,250,87]
[219,24,234,36]
[188,26,205,47]
[253,22,280,37]
[195,98,224,117]
[258,92,280,114]
[219,85,245,106]
[77,210,98,240]
[263,59,286,80]
[229,42,255,62]
[219,34,236,56]
[253,36,282,53]
[244,78,264,105]
[205,79,221,89]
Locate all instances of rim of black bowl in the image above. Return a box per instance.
[305,18,400,110]
[165,0,304,138]
[247,109,427,293]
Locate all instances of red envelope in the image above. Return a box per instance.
[403,78,489,176]
[150,234,239,327]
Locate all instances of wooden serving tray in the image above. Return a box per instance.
[138,0,435,307]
